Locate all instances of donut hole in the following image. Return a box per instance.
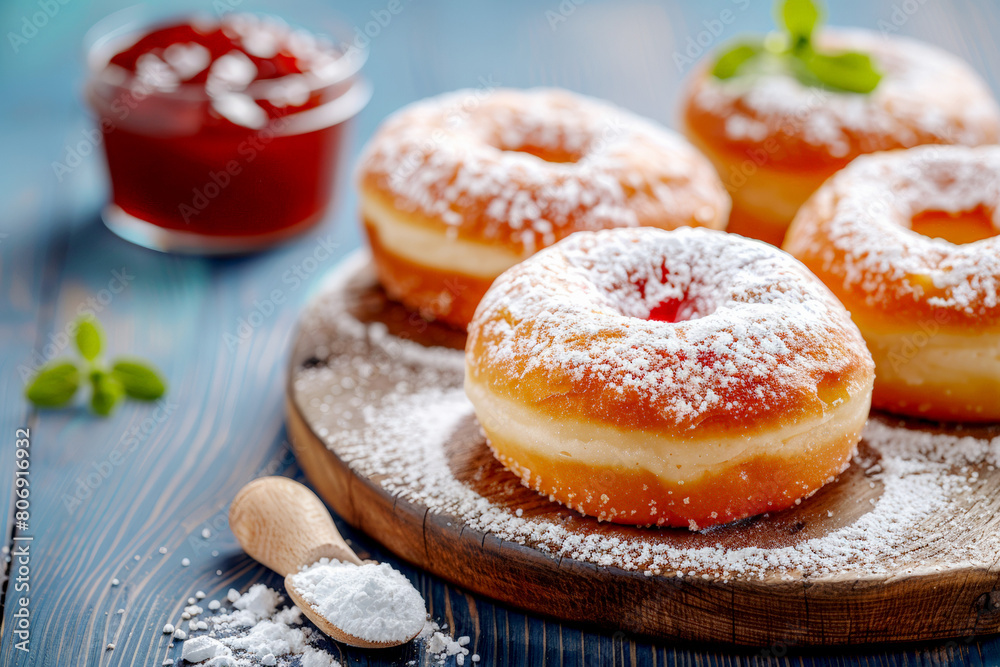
[648,300,682,323]
[646,297,710,323]
[501,142,582,164]
[909,205,998,244]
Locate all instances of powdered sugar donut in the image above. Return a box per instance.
[785,145,1000,422]
[683,30,1000,246]
[465,227,874,529]
[357,88,730,329]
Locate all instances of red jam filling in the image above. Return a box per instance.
[91,14,361,240]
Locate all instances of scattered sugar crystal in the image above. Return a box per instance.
[182,635,231,662]
[163,42,211,80]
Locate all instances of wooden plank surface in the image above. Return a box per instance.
[0,0,999,665]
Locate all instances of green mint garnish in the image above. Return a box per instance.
[712,43,764,80]
[25,362,80,407]
[90,369,125,416]
[24,316,166,416]
[781,0,820,50]
[713,0,882,94]
[112,360,167,401]
[804,50,882,93]
[75,317,102,361]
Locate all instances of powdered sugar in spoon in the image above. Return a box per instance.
[229,476,426,648]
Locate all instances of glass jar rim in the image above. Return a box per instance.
[84,6,369,103]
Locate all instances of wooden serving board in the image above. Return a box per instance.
[286,252,1000,647]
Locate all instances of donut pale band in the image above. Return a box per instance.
[683,29,1000,246]
[465,227,875,529]
[784,145,1000,421]
[357,88,730,329]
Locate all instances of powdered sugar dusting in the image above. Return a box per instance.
[468,227,872,430]
[358,88,728,253]
[175,583,342,666]
[691,30,1000,158]
[289,253,1000,582]
[787,144,1000,320]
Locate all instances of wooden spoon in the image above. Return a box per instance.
[229,476,424,648]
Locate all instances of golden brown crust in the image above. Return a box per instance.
[365,218,494,330]
[683,30,1000,173]
[466,227,874,528]
[784,146,1000,420]
[467,227,875,439]
[357,88,730,256]
[486,423,861,528]
[683,30,1000,243]
[784,146,1000,330]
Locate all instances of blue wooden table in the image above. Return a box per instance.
[2,0,999,664]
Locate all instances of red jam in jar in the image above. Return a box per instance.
[86,13,370,253]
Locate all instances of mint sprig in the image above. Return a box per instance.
[25,317,166,416]
[712,0,882,94]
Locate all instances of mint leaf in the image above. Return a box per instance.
[76,318,102,361]
[712,42,764,79]
[780,0,821,48]
[90,371,124,416]
[805,50,882,93]
[112,360,166,401]
[26,361,80,407]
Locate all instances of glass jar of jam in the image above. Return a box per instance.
[85,11,370,254]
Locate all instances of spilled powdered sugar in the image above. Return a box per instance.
[174,581,472,666]
[690,29,1000,158]
[173,584,341,666]
[291,253,1000,582]
[788,145,1000,318]
[357,88,727,253]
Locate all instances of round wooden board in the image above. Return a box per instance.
[286,251,1000,647]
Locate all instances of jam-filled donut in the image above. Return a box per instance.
[465,227,874,529]
[357,88,730,329]
[683,30,1000,246]
[785,145,1000,422]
